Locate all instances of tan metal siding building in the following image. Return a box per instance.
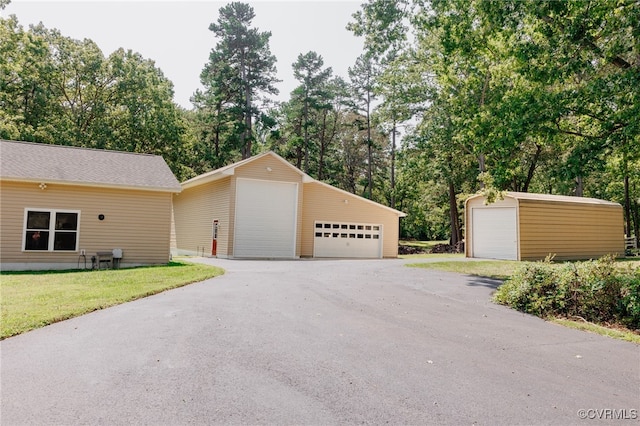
[0,140,181,270]
[173,152,405,259]
[465,192,624,261]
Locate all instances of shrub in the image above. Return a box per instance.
[619,267,640,329]
[494,256,640,330]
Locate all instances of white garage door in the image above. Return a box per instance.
[314,221,382,258]
[234,178,298,258]
[472,207,518,260]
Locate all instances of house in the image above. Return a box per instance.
[0,140,182,270]
[464,191,624,261]
[172,151,406,259]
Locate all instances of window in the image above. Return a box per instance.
[24,209,79,252]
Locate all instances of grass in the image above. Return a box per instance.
[406,259,521,280]
[400,253,466,260]
[550,318,640,344]
[399,240,448,250]
[0,261,223,339]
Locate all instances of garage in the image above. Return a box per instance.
[465,192,624,261]
[313,221,382,258]
[172,151,406,259]
[471,208,517,260]
[234,178,298,258]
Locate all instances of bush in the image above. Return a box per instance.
[494,256,640,330]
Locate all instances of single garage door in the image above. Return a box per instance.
[472,207,518,260]
[314,221,382,258]
[234,178,298,258]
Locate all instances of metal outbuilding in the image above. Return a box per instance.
[465,192,624,261]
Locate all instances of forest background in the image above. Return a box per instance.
[1,0,638,246]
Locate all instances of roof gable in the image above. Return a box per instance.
[0,140,181,193]
[182,151,313,189]
[182,151,405,216]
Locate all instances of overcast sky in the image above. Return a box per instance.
[3,0,365,109]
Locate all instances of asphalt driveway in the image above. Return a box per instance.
[1,258,638,425]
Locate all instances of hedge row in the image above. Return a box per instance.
[493,256,640,330]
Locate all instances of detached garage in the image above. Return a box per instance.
[172,152,405,259]
[465,192,624,261]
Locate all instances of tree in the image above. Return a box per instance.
[291,51,333,173]
[0,16,56,142]
[0,15,193,180]
[348,53,378,199]
[349,0,639,244]
[198,2,279,161]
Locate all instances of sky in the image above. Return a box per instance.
[2,0,365,109]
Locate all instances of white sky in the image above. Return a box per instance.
[2,0,365,109]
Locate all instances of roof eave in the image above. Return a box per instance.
[310,180,407,217]
[0,177,182,193]
[182,169,234,189]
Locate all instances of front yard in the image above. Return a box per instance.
[0,261,223,339]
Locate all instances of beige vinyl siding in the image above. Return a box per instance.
[301,182,400,258]
[172,177,230,256]
[518,200,624,260]
[1,181,172,267]
[232,156,305,257]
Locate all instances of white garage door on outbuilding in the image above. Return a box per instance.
[234,178,298,258]
[471,207,518,260]
[465,192,624,261]
[313,221,383,258]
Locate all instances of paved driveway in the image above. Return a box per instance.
[1,258,638,425]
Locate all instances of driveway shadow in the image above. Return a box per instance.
[465,275,503,290]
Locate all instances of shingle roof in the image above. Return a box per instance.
[0,140,181,193]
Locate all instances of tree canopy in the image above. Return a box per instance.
[2,0,638,244]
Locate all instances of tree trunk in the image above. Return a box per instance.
[366,92,372,200]
[574,176,584,197]
[243,80,252,159]
[448,179,461,247]
[624,174,632,238]
[318,111,327,180]
[303,94,309,173]
[477,68,490,186]
[632,194,639,247]
[522,143,542,193]
[390,121,396,209]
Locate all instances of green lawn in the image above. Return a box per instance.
[399,240,448,250]
[406,259,522,280]
[0,261,223,339]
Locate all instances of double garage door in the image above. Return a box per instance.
[314,221,383,258]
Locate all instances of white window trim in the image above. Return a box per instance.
[22,208,81,252]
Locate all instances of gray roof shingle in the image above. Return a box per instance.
[0,140,181,193]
